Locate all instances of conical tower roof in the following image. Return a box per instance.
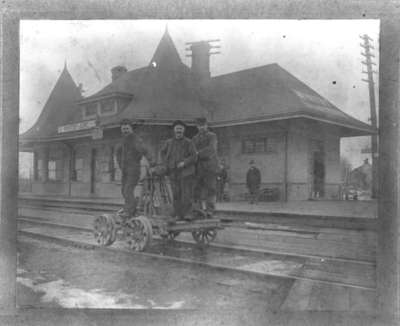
[21,64,83,139]
[149,27,183,70]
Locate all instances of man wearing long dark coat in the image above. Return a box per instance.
[192,117,219,215]
[246,160,261,204]
[116,119,153,218]
[160,120,197,220]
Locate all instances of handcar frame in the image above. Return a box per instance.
[93,167,223,251]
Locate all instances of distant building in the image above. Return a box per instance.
[349,159,373,191]
[19,28,375,201]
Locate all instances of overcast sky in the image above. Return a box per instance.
[20,19,379,167]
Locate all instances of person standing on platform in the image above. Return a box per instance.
[192,117,219,215]
[160,120,197,220]
[116,119,153,220]
[246,160,261,204]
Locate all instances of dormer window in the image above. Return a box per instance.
[83,99,117,119]
[80,93,133,119]
[84,102,98,119]
[100,98,117,116]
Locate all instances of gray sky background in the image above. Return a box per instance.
[20,19,379,168]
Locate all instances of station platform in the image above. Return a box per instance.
[18,193,377,218]
[217,200,377,219]
[18,193,377,230]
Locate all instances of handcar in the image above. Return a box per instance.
[93,166,223,251]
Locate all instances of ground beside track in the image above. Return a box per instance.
[17,236,294,310]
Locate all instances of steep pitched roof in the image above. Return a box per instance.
[208,64,375,135]
[83,28,185,103]
[20,65,83,139]
[150,27,183,69]
[97,64,206,126]
[84,28,206,125]
[82,67,147,101]
[21,31,375,142]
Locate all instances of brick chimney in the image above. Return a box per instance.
[111,66,127,82]
[189,42,211,81]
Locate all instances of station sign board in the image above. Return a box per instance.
[57,120,97,133]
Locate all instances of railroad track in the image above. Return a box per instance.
[18,216,376,290]
[19,196,377,231]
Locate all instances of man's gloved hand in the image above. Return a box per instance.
[177,162,185,169]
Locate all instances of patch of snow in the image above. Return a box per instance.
[153,300,185,309]
[17,276,185,309]
[239,259,303,275]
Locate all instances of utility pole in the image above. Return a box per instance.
[360,34,378,198]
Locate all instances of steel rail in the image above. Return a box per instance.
[18,217,376,290]
[17,216,376,265]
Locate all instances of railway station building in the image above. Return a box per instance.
[19,28,375,201]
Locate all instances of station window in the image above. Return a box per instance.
[48,160,57,180]
[75,158,84,181]
[255,139,265,152]
[217,137,230,156]
[117,98,132,111]
[84,102,98,118]
[109,146,115,181]
[242,136,278,154]
[242,139,255,154]
[33,151,39,181]
[36,159,45,181]
[70,148,84,182]
[113,146,122,182]
[98,148,111,182]
[266,137,279,153]
[48,150,64,181]
[72,158,84,181]
[100,99,116,115]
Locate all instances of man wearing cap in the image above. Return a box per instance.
[116,119,153,219]
[246,160,261,204]
[192,117,219,215]
[160,120,197,220]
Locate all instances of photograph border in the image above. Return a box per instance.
[1,1,399,325]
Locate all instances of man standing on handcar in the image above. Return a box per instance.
[192,117,219,217]
[116,119,153,221]
[160,120,197,221]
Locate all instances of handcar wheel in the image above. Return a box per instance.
[192,229,217,245]
[93,214,116,246]
[125,217,152,251]
[168,231,180,240]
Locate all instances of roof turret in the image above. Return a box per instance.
[149,27,183,70]
[21,64,83,139]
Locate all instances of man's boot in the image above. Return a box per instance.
[206,196,216,218]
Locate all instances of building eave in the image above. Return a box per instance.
[101,118,197,129]
[18,117,198,145]
[78,92,134,104]
[19,131,93,143]
[210,113,376,136]
[19,110,375,146]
